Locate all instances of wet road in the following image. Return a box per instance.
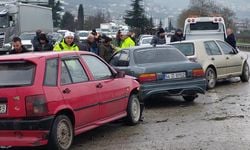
[70,51,250,150]
[7,51,250,150]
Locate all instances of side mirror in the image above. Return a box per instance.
[115,70,125,78]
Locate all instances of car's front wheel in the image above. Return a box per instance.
[48,115,73,150]
[205,67,217,89]
[240,62,249,82]
[126,94,141,125]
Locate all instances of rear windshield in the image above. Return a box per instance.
[0,61,35,87]
[190,22,219,30]
[134,48,186,64]
[171,43,195,56]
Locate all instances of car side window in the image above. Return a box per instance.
[61,59,88,85]
[109,52,121,66]
[118,50,130,66]
[44,58,58,86]
[204,41,222,55]
[217,41,234,55]
[82,55,112,80]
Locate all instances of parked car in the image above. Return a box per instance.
[170,39,249,89]
[0,51,142,150]
[19,32,36,51]
[75,30,90,42]
[47,32,63,46]
[109,45,206,102]
[138,36,153,46]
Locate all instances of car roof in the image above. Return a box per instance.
[122,45,175,52]
[170,39,224,44]
[0,51,93,61]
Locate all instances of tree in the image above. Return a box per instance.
[124,0,149,32]
[77,4,84,30]
[159,19,163,28]
[177,0,236,29]
[60,11,76,31]
[84,11,107,30]
[148,16,154,28]
[48,0,62,27]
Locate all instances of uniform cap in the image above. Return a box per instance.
[64,31,75,38]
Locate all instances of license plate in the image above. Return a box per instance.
[165,72,186,79]
[0,104,6,114]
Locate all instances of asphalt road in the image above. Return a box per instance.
[6,51,250,150]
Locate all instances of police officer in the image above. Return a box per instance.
[53,31,79,51]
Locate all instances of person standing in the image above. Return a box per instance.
[99,36,116,62]
[32,29,42,48]
[120,31,135,49]
[9,37,29,54]
[170,29,184,42]
[225,28,236,49]
[150,28,166,45]
[53,31,79,51]
[34,33,53,51]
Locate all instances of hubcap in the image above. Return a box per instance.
[57,119,72,149]
[244,64,249,78]
[207,69,215,88]
[131,97,140,121]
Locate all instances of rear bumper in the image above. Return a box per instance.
[0,116,54,147]
[139,78,206,100]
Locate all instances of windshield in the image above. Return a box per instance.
[78,32,89,37]
[0,15,9,28]
[171,43,195,56]
[190,22,219,30]
[134,48,187,64]
[19,33,36,40]
[0,61,35,87]
[142,38,152,44]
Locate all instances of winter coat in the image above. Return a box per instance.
[150,35,166,45]
[53,40,79,51]
[226,33,236,49]
[120,37,135,49]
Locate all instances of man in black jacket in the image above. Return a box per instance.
[150,28,166,46]
[225,28,236,49]
[170,29,184,42]
[9,37,29,54]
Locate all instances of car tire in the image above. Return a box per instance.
[240,62,249,82]
[183,95,196,102]
[48,115,73,150]
[126,94,141,125]
[205,67,216,89]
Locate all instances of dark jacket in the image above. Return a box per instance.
[34,42,53,51]
[9,46,29,54]
[150,35,166,45]
[99,43,115,62]
[170,33,184,42]
[226,33,236,49]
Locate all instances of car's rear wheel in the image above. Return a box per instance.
[240,62,249,82]
[126,94,141,125]
[183,95,197,102]
[48,115,73,150]
[205,67,216,89]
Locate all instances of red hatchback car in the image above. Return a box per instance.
[0,51,142,150]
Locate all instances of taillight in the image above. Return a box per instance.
[192,69,204,77]
[138,73,157,83]
[26,95,48,117]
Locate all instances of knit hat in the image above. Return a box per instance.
[64,31,74,38]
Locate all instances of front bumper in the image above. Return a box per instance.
[0,116,54,147]
[139,78,206,100]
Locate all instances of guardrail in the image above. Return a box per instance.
[237,43,250,51]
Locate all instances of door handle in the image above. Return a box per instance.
[63,88,71,94]
[211,57,215,60]
[96,83,103,88]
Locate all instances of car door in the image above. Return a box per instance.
[216,40,243,75]
[58,56,99,128]
[204,41,227,78]
[109,50,133,75]
[81,54,129,119]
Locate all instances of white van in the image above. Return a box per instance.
[183,17,226,41]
